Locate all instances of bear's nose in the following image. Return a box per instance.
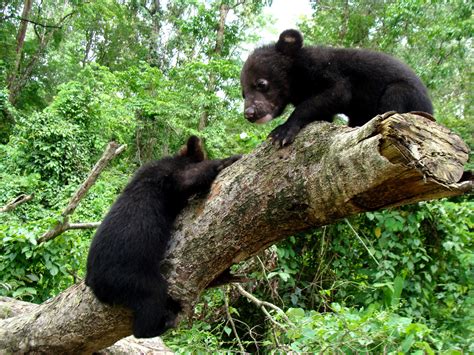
[244,107,255,119]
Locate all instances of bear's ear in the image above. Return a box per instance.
[179,135,206,162]
[275,29,303,56]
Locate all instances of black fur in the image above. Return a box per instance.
[241,29,433,146]
[85,136,240,338]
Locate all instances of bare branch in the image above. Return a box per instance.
[96,336,173,354]
[224,286,245,353]
[0,194,33,213]
[68,222,101,230]
[235,284,292,328]
[166,112,472,313]
[38,142,126,243]
[3,16,63,29]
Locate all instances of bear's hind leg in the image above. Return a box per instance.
[378,83,433,115]
[132,295,181,338]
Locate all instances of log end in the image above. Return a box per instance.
[379,112,470,185]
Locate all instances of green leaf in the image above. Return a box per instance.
[26,274,39,282]
[392,276,405,306]
[401,334,415,352]
[286,308,305,320]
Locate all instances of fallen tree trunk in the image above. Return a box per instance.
[0,112,471,353]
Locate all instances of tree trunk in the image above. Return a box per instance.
[214,2,230,55]
[8,0,33,103]
[0,112,471,353]
[8,6,76,105]
[198,2,230,131]
[146,0,163,68]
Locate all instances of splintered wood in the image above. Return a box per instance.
[379,112,469,184]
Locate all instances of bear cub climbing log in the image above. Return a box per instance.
[241,29,433,147]
[86,136,241,338]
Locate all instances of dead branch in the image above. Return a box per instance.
[38,142,126,243]
[234,284,292,328]
[0,194,33,213]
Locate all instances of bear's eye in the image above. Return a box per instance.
[256,79,269,92]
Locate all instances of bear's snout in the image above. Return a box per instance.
[244,99,277,123]
[244,107,256,120]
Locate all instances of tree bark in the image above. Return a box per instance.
[0,112,471,353]
[145,0,163,68]
[0,297,172,354]
[8,0,33,103]
[198,1,230,131]
[0,194,33,213]
[166,111,472,309]
[8,7,77,105]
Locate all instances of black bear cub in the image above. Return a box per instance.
[86,136,240,338]
[241,29,433,147]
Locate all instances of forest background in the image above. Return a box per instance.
[0,0,472,353]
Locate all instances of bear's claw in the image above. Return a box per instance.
[269,123,301,147]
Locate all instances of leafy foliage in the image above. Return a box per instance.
[265,200,473,351]
[281,305,436,353]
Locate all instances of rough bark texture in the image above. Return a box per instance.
[0,297,172,354]
[165,112,471,310]
[0,113,471,354]
[0,283,132,354]
[8,0,33,103]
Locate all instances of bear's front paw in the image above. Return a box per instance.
[218,154,242,171]
[268,123,301,147]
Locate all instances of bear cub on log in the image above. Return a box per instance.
[241,29,433,147]
[86,136,241,338]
